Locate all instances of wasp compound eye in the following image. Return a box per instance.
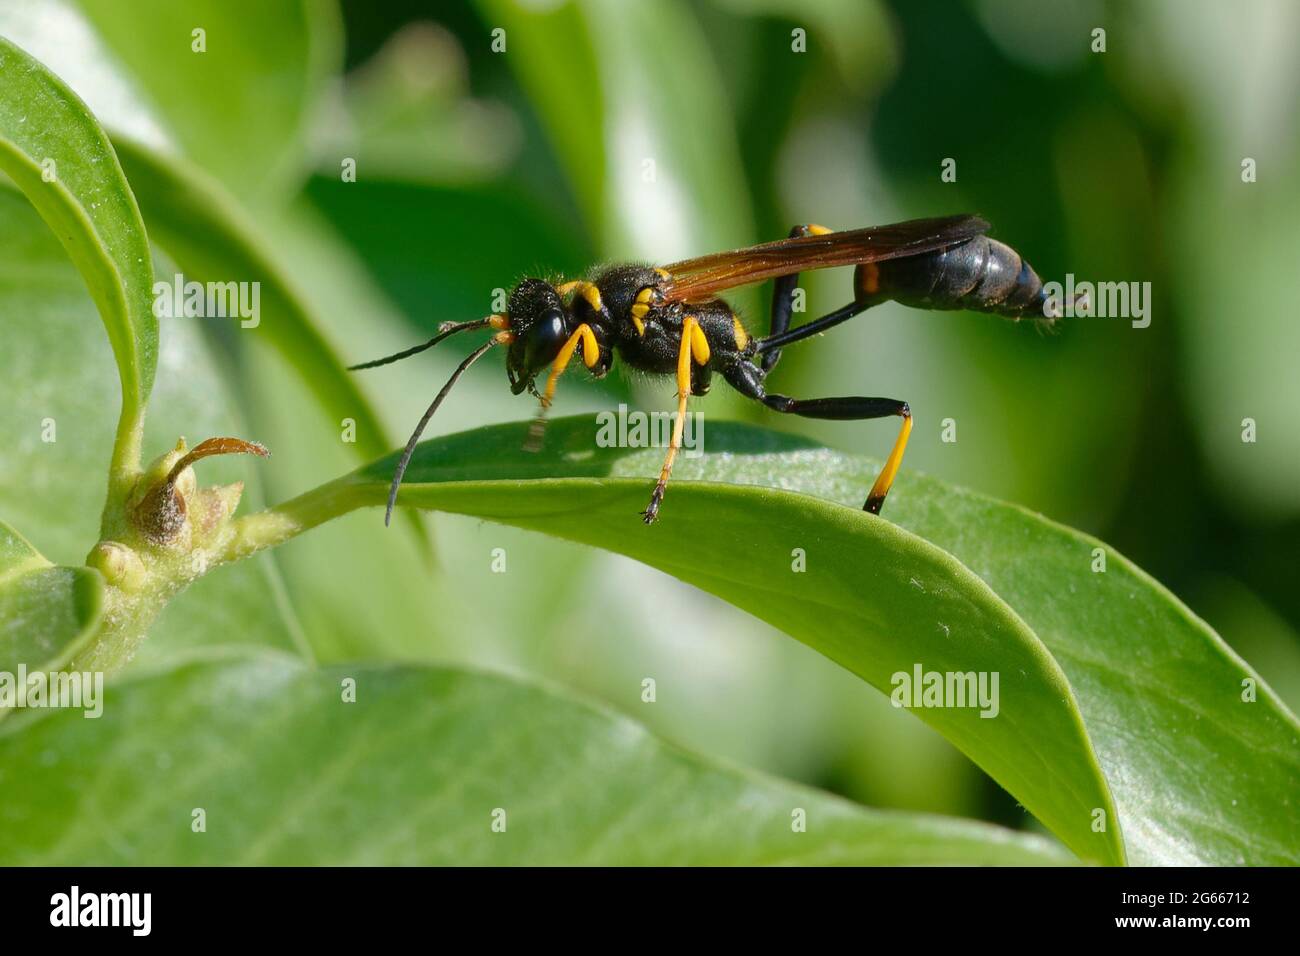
[523,308,568,372]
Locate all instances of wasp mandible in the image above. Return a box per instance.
[350,215,1061,525]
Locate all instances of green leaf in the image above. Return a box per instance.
[0,518,103,675]
[0,184,304,666]
[318,417,1291,866]
[247,418,1124,865]
[0,650,1072,865]
[890,472,1300,866]
[0,36,156,477]
[0,0,342,201]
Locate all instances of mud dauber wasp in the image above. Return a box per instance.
[350,215,1061,525]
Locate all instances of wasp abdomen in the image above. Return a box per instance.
[856,236,1050,320]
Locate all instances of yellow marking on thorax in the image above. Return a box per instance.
[629,286,655,336]
[731,314,749,349]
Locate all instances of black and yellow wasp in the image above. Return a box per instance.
[351,215,1058,525]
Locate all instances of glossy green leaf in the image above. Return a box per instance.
[0,518,102,676]
[265,415,1300,864]
[0,650,1072,865]
[257,418,1123,865]
[0,36,156,473]
[890,473,1300,866]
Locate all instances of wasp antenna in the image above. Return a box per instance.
[384,338,501,526]
[348,318,497,371]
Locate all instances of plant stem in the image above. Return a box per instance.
[108,405,144,486]
[99,404,145,540]
[222,475,382,562]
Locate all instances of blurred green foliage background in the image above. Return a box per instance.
[6,0,1297,834]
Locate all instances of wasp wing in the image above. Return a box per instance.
[660,215,990,303]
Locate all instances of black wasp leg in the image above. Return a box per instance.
[756,299,871,359]
[765,224,834,372]
[723,362,912,515]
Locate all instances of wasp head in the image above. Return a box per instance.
[504,278,571,395]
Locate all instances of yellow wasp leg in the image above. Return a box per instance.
[555,280,604,314]
[643,315,704,523]
[865,409,913,514]
[526,323,599,451]
[539,322,599,408]
[689,320,711,365]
